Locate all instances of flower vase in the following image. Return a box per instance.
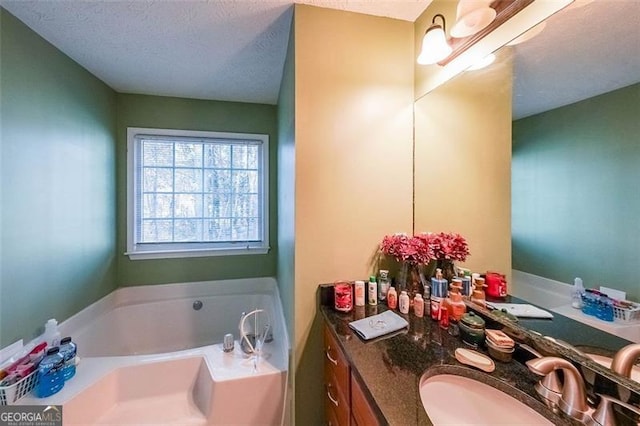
[396,262,424,304]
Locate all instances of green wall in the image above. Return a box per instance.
[512,83,640,300]
[277,13,295,358]
[116,94,278,285]
[276,12,296,423]
[0,9,117,346]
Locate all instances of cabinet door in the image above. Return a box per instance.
[351,372,380,426]
[324,325,350,425]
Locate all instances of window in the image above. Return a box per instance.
[126,127,269,260]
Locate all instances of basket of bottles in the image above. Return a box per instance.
[612,301,640,323]
[0,370,38,405]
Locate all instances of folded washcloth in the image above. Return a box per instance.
[349,310,409,341]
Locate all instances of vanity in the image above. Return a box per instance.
[320,284,640,425]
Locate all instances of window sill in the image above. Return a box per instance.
[125,246,270,260]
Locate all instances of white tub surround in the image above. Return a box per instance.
[19,278,289,425]
[511,270,640,343]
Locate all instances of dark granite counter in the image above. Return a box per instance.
[320,285,640,425]
[321,302,575,425]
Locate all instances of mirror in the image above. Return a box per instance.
[415,0,640,396]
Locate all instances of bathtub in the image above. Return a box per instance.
[20,278,289,425]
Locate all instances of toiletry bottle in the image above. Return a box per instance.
[423,284,431,315]
[58,337,77,381]
[378,270,390,302]
[430,296,442,321]
[387,287,398,309]
[448,292,466,321]
[431,269,448,299]
[368,276,378,305]
[414,294,425,318]
[354,280,366,306]
[399,291,410,314]
[462,271,472,298]
[43,319,61,347]
[35,347,65,398]
[571,277,584,309]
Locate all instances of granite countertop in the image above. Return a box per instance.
[321,302,577,425]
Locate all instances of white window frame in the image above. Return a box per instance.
[126,127,269,260]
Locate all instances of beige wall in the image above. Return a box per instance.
[293,5,414,424]
[414,51,513,282]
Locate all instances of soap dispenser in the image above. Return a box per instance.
[571,277,584,309]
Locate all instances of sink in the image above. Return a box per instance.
[419,374,553,425]
[586,353,640,383]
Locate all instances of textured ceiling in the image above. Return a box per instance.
[512,0,640,119]
[3,0,636,114]
[0,0,431,105]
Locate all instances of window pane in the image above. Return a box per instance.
[175,143,202,167]
[205,219,231,241]
[232,170,250,194]
[204,169,231,193]
[232,218,249,240]
[233,194,258,217]
[204,144,231,168]
[175,169,202,192]
[143,141,173,166]
[247,146,259,169]
[142,219,173,242]
[143,194,173,218]
[205,193,231,218]
[174,219,202,242]
[174,194,202,218]
[143,167,173,192]
[232,145,248,169]
[247,218,260,240]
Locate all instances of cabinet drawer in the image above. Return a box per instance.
[351,372,380,426]
[325,377,350,426]
[324,325,350,392]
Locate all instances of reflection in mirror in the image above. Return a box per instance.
[414,0,640,397]
[507,0,640,393]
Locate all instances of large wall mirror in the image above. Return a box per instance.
[415,0,640,396]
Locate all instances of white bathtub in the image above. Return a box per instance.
[20,278,289,425]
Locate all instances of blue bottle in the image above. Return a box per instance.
[35,347,65,398]
[431,268,448,298]
[59,337,77,380]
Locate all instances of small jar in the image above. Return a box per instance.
[334,281,353,312]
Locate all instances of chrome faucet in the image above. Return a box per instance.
[526,356,591,422]
[611,343,640,378]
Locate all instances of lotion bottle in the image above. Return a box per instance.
[414,294,425,318]
[387,287,398,309]
[368,276,378,305]
[399,291,410,314]
[354,280,366,306]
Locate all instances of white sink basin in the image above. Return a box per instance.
[587,353,640,383]
[420,374,553,425]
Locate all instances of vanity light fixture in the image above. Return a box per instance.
[450,0,497,38]
[417,14,453,65]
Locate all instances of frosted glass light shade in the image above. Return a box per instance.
[417,26,452,65]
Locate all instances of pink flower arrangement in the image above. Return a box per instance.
[417,232,470,262]
[380,232,470,265]
[380,233,433,265]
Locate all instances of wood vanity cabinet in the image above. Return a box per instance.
[323,324,381,426]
